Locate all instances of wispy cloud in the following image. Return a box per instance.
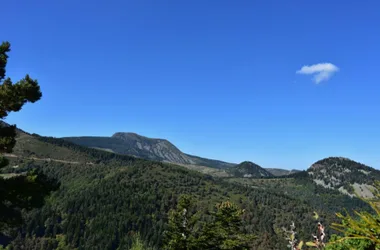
[296,63,339,84]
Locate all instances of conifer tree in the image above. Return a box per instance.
[326,181,380,250]
[163,195,199,250]
[0,41,55,240]
[0,41,42,168]
[197,200,255,250]
[164,196,255,250]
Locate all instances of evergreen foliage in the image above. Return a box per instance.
[0,41,41,165]
[196,200,255,249]
[0,41,55,246]
[326,182,380,250]
[163,195,255,250]
[163,195,200,250]
[283,183,380,250]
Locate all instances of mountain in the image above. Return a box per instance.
[63,133,297,175]
[308,157,380,198]
[63,132,236,169]
[228,161,274,178]
[0,122,300,178]
[0,127,336,250]
[1,124,373,249]
[265,168,301,177]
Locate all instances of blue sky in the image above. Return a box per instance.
[3,0,380,170]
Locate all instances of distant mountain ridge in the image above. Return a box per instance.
[63,132,236,169]
[5,121,373,184]
[62,132,307,175]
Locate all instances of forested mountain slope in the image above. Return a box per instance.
[228,161,273,178]
[0,128,371,249]
[308,157,380,198]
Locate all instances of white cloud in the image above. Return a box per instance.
[296,63,339,84]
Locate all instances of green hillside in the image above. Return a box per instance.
[228,161,274,178]
[0,129,373,249]
[308,157,380,198]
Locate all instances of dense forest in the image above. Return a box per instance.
[0,132,374,249]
